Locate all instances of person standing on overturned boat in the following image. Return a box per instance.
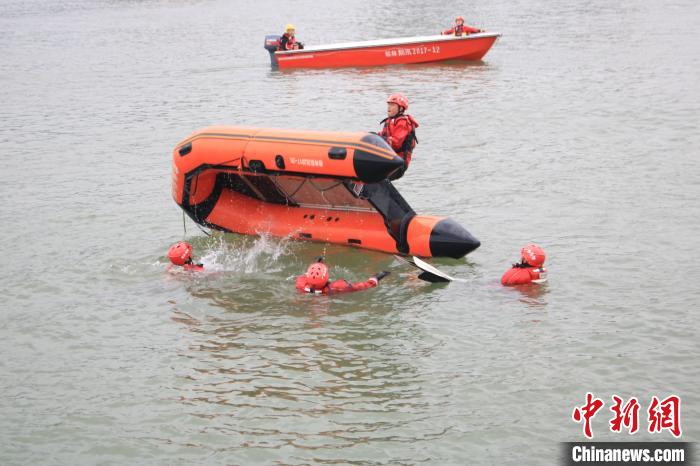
[379,93,419,179]
[441,16,482,36]
[278,24,304,50]
[296,258,390,295]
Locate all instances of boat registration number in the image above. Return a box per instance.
[385,45,440,58]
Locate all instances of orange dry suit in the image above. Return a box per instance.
[442,23,481,36]
[379,113,418,178]
[501,263,547,286]
[296,275,379,294]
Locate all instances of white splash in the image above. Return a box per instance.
[195,233,292,274]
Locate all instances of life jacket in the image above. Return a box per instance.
[501,264,547,286]
[380,113,419,165]
[443,23,480,36]
[278,33,296,51]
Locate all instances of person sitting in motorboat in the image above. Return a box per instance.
[278,24,304,50]
[501,244,548,286]
[379,93,419,179]
[441,16,482,36]
[296,257,389,295]
[168,241,204,272]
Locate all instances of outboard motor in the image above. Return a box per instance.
[264,35,281,67]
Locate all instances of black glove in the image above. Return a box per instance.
[374,271,391,281]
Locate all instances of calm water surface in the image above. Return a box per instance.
[1,0,699,464]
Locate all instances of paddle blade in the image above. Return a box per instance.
[412,256,455,282]
[393,254,416,267]
[417,271,451,283]
[394,255,456,282]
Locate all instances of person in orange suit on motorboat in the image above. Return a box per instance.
[379,93,419,179]
[278,24,304,50]
[168,241,204,272]
[441,16,482,36]
[296,258,390,295]
[501,244,548,286]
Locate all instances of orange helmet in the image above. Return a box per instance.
[387,93,409,111]
[455,16,464,23]
[521,244,545,267]
[306,262,329,289]
[168,241,192,266]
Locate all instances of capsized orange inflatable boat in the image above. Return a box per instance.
[172,126,480,258]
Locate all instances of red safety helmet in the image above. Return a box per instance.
[521,244,545,268]
[168,241,192,266]
[306,262,329,289]
[387,93,409,111]
[455,16,464,23]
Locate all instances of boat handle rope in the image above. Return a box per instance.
[182,209,212,238]
[307,179,345,207]
[279,176,308,200]
[272,176,344,207]
[268,175,299,205]
[181,156,244,240]
[307,178,344,192]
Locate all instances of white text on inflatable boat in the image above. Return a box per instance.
[290,157,324,168]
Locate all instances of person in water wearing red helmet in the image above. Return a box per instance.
[501,244,548,286]
[379,93,419,179]
[296,258,390,294]
[167,241,204,272]
[441,16,482,36]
